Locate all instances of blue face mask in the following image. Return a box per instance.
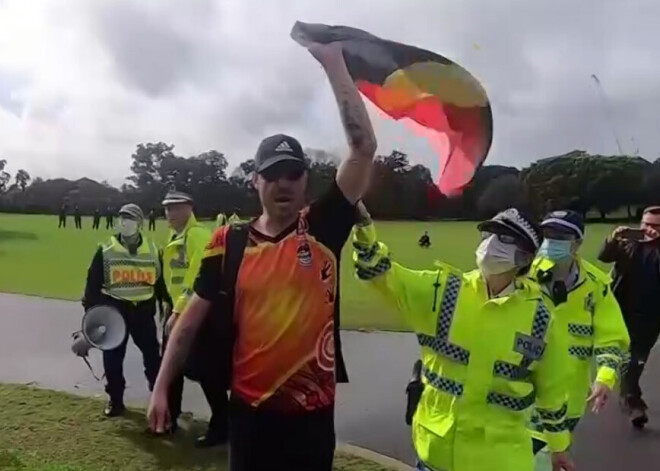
[538,239,573,262]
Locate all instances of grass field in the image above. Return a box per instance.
[0,384,392,471]
[0,213,619,331]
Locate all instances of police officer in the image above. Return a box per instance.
[82,203,166,417]
[354,206,574,471]
[529,210,629,454]
[216,212,227,227]
[160,191,227,446]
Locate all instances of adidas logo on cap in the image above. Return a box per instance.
[275,141,294,153]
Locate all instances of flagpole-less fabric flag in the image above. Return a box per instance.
[291,21,493,196]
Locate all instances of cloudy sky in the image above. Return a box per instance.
[0,0,657,186]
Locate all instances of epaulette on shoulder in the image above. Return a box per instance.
[504,275,544,303]
[581,259,611,285]
[101,237,115,251]
[585,270,597,283]
[579,259,612,297]
[434,260,464,277]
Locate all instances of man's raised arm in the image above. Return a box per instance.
[310,43,377,204]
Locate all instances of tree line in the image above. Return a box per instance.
[0,144,659,221]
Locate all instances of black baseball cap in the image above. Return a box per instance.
[255,134,308,173]
[541,210,584,239]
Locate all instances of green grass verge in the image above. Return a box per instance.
[0,214,618,331]
[0,384,394,471]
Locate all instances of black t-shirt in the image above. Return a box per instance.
[195,181,355,412]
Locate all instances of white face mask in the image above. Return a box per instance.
[476,235,518,276]
[119,218,139,238]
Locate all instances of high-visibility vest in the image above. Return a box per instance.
[228,213,240,224]
[530,256,629,437]
[101,235,160,302]
[353,226,570,471]
[162,215,211,313]
[216,213,227,227]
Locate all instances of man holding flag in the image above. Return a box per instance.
[148,33,377,471]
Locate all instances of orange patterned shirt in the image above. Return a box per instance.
[195,183,355,413]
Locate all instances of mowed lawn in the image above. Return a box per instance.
[0,213,618,331]
[0,384,393,471]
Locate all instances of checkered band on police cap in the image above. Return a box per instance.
[491,208,542,250]
[541,210,584,239]
[162,191,193,206]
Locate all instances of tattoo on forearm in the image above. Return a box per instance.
[340,98,367,150]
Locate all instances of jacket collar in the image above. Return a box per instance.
[467,270,530,305]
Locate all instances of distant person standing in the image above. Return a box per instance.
[74,206,82,229]
[148,209,157,232]
[105,206,114,230]
[92,209,101,230]
[58,204,67,228]
[598,206,660,429]
[216,212,227,227]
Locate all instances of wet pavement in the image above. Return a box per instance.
[1,292,660,469]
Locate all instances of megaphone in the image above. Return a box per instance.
[71,306,127,379]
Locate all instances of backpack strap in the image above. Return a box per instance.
[188,222,249,385]
[211,221,249,386]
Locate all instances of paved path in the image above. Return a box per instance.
[2,292,660,469]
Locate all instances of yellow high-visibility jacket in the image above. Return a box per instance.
[162,214,211,316]
[353,222,570,471]
[228,213,241,224]
[530,256,630,439]
[216,213,227,227]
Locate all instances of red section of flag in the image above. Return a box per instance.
[358,81,489,196]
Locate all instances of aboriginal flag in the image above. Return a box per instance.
[291,22,493,196]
